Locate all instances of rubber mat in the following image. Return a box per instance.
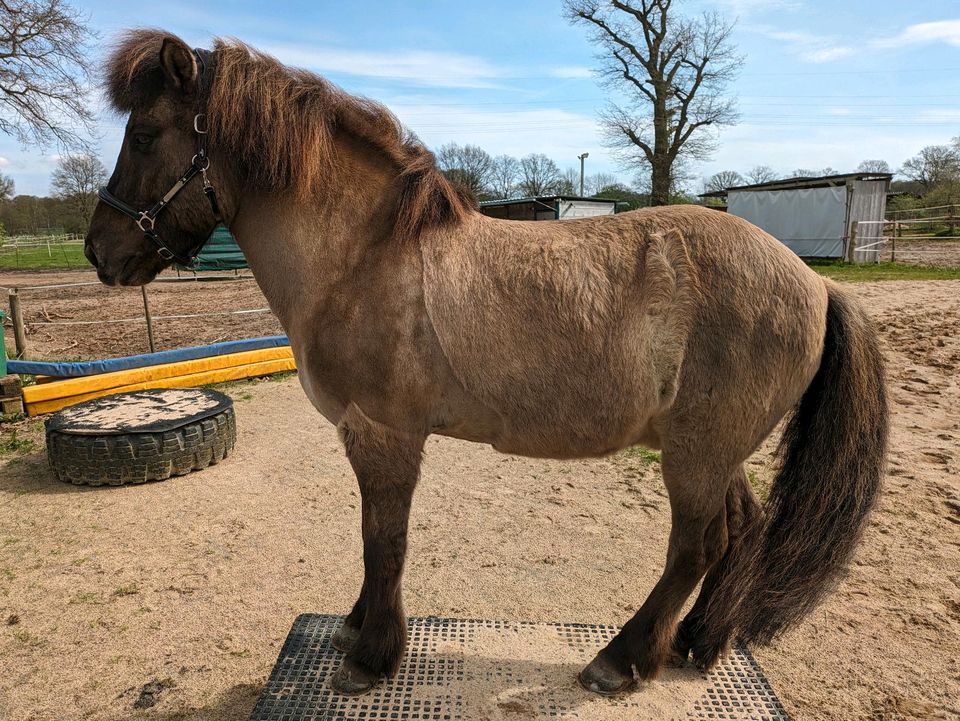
[250,615,791,720]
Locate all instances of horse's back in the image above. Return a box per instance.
[420,205,827,458]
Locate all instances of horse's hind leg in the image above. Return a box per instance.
[329,405,425,695]
[579,455,736,695]
[673,467,761,667]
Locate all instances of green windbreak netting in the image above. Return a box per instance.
[177,225,247,271]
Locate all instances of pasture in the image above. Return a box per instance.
[0,274,957,720]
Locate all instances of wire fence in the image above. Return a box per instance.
[2,274,278,360]
[0,234,87,270]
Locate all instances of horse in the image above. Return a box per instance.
[86,30,888,697]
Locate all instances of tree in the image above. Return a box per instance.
[900,145,960,191]
[746,165,777,184]
[587,172,619,195]
[518,153,562,196]
[857,159,891,174]
[566,0,741,206]
[436,143,493,197]
[557,167,580,195]
[0,0,95,150]
[50,153,106,230]
[488,154,521,199]
[0,173,13,202]
[703,169,743,193]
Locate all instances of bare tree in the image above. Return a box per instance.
[558,167,580,195]
[857,159,891,174]
[518,153,562,196]
[0,172,13,201]
[746,165,777,184]
[899,145,960,190]
[436,143,494,197]
[0,0,96,150]
[50,152,106,229]
[488,154,521,199]
[588,172,619,195]
[566,0,741,206]
[703,169,743,193]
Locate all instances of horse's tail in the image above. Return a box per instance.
[703,282,888,653]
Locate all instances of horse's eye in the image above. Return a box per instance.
[131,132,153,150]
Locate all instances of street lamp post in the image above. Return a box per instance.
[578,152,589,196]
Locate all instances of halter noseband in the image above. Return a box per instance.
[97,49,222,267]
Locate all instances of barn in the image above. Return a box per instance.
[700,172,892,261]
[479,195,618,221]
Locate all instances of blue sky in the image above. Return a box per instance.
[2,0,960,196]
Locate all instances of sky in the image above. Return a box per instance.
[2,0,960,196]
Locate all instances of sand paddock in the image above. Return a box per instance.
[0,279,957,721]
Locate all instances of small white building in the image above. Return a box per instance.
[700,172,892,261]
[479,196,618,221]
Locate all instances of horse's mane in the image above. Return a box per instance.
[105,29,476,243]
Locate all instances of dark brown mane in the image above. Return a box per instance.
[105,29,476,242]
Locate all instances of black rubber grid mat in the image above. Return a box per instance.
[250,615,791,721]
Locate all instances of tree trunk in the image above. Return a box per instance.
[650,158,672,206]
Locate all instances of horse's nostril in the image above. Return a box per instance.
[84,242,99,268]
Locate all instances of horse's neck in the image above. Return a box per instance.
[225,138,403,333]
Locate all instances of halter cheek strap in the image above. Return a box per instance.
[97,49,221,268]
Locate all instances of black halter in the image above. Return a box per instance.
[97,49,221,267]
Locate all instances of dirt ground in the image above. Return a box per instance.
[0,279,957,721]
[0,269,284,361]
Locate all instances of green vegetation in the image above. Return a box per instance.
[0,240,87,270]
[621,446,661,465]
[0,430,36,457]
[807,261,960,282]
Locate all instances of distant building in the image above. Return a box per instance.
[479,196,618,221]
[700,172,892,261]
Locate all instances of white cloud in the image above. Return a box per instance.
[0,156,8,167]
[872,19,960,49]
[762,29,854,64]
[260,44,505,89]
[550,66,593,79]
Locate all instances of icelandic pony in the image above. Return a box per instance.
[86,30,887,696]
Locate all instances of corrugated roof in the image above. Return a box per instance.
[699,172,893,199]
[478,195,619,207]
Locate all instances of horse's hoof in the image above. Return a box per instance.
[329,657,381,696]
[578,654,635,696]
[331,624,360,653]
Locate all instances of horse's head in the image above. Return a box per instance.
[86,32,224,286]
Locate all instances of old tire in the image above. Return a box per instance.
[45,388,236,486]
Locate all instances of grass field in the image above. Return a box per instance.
[0,242,87,270]
[806,260,960,281]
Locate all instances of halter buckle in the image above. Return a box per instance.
[157,246,175,260]
[136,212,155,232]
[193,113,208,134]
[192,153,211,172]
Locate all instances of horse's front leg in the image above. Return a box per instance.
[329,405,425,695]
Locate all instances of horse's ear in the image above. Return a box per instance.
[159,37,198,96]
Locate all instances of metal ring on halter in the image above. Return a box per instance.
[193,113,208,134]
[192,153,211,171]
[136,212,156,232]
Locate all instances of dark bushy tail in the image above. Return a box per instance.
[704,283,888,652]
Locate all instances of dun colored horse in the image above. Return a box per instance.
[86,30,888,697]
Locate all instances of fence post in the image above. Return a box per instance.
[845,221,859,263]
[141,285,156,353]
[8,289,27,358]
[892,221,899,263]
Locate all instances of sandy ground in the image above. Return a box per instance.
[0,270,283,361]
[0,280,958,721]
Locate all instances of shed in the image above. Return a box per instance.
[700,172,892,261]
[479,196,618,221]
